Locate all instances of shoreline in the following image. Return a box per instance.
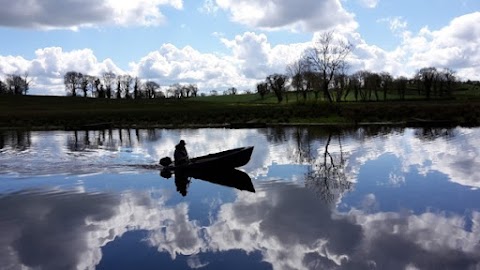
[0,120,470,131]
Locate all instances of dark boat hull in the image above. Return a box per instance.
[172,146,254,170]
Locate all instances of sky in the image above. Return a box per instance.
[0,0,479,96]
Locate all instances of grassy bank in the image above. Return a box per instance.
[1,94,480,129]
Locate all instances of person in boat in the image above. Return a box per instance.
[174,140,190,166]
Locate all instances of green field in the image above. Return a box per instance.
[1,87,480,129]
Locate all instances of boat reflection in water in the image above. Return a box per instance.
[160,168,255,196]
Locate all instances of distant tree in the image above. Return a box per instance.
[186,84,198,97]
[416,67,437,99]
[79,74,89,97]
[394,76,408,100]
[120,75,133,99]
[0,80,7,94]
[64,71,82,97]
[256,82,269,99]
[97,84,106,98]
[287,58,309,102]
[380,72,393,101]
[304,31,353,103]
[266,74,287,103]
[168,83,182,98]
[102,72,116,99]
[210,90,218,96]
[115,77,121,99]
[226,87,237,95]
[134,77,141,99]
[333,65,348,102]
[303,70,322,101]
[348,72,362,102]
[438,68,456,96]
[364,72,381,101]
[145,81,160,99]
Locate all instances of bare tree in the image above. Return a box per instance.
[133,77,141,99]
[102,72,116,99]
[189,84,199,97]
[119,75,133,99]
[145,81,160,99]
[226,87,238,95]
[266,74,287,103]
[256,82,269,99]
[287,58,309,102]
[380,72,393,101]
[115,76,121,99]
[394,76,408,100]
[305,31,353,102]
[416,67,437,99]
[438,68,456,96]
[0,80,7,94]
[64,71,82,97]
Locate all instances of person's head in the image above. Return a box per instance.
[179,140,186,146]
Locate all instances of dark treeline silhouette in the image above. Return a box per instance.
[63,71,198,99]
[0,73,31,96]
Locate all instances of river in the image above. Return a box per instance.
[0,127,479,270]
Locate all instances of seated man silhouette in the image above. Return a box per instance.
[174,140,190,166]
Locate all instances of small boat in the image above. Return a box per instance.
[162,146,254,170]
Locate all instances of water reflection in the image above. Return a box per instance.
[161,169,255,197]
[1,183,479,270]
[66,129,163,152]
[0,130,32,152]
[1,127,480,269]
[305,133,353,204]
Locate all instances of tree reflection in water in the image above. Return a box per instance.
[305,132,353,203]
[66,128,161,152]
[0,130,32,152]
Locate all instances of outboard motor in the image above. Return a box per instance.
[159,157,173,167]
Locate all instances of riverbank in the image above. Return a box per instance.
[1,95,479,130]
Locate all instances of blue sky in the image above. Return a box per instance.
[0,0,479,95]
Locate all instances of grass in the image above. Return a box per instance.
[1,86,480,129]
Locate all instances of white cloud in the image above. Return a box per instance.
[2,12,480,95]
[378,16,408,34]
[199,0,220,15]
[216,0,357,32]
[0,0,183,29]
[400,12,480,79]
[358,0,379,8]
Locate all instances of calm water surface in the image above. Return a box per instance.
[0,127,479,270]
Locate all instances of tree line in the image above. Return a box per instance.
[0,73,30,96]
[63,71,198,99]
[256,32,464,103]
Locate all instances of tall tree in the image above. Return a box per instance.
[120,74,133,99]
[287,58,309,102]
[394,76,408,100]
[64,71,82,97]
[102,72,116,99]
[145,81,160,99]
[416,67,437,99]
[380,72,393,101]
[256,82,269,99]
[266,74,287,103]
[0,80,7,94]
[133,77,141,99]
[305,31,353,103]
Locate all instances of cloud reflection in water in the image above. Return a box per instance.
[0,182,479,270]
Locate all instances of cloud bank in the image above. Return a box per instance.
[0,0,183,29]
